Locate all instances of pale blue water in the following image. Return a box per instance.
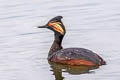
[0,0,120,80]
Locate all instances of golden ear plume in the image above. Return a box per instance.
[49,22,64,35]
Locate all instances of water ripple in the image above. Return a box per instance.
[0,0,120,80]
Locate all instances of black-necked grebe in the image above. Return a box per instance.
[38,16,106,66]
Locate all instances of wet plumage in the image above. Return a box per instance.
[48,48,106,66]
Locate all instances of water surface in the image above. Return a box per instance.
[0,0,120,80]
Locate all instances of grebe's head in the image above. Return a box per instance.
[38,16,66,35]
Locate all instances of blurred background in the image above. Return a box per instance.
[0,0,120,80]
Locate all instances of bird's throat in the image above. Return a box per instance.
[48,33,64,56]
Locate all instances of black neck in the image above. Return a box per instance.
[48,33,64,56]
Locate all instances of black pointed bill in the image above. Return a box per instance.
[38,25,49,28]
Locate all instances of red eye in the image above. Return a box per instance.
[48,23,52,27]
